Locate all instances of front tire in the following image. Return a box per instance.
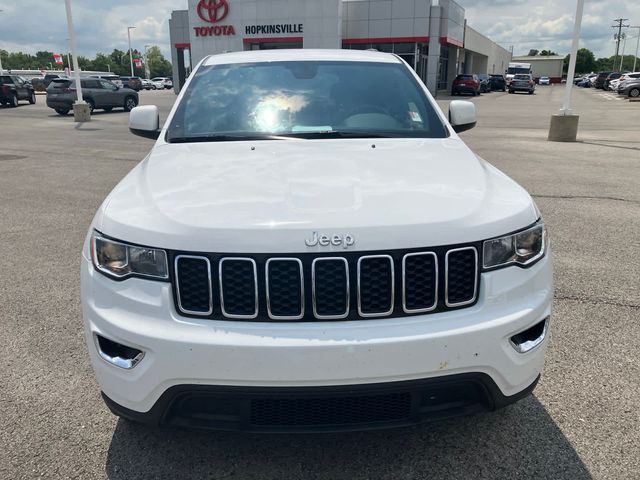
[629,88,640,98]
[9,93,18,108]
[29,92,36,104]
[124,96,138,112]
[86,99,95,113]
[55,108,70,116]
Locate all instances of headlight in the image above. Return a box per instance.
[91,232,168,280]
[483,221,547,270]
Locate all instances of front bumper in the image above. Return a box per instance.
[81,250,553,427]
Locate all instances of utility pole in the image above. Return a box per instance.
[612,18,629,69]
[619,34,627,71]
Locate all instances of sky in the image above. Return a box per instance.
[0,0,639,60]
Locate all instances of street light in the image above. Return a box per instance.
[127,26,136,77]
[64,0,90,121]
[0,10,4,75]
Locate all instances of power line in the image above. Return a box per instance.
[611,18,629,69]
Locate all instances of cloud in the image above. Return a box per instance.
[0,0,639,60]
[458,0,640,58]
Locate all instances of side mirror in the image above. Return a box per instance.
[449,100,477,133]
[129,105,160,139]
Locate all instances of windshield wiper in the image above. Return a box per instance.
[167,134,284,143]
[278,131,401,139]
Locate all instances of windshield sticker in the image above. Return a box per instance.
[409,111,422,123]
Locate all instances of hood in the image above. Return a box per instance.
[98,138,538,253]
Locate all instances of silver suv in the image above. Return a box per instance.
[508,74,535,95]
[46,78,138,116]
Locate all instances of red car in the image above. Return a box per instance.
[452,74,481,96]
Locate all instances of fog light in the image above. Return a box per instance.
[95,334,144,369]
[510,317,549,353]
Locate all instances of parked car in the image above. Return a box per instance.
[612,72,640,91]
[538,76,550,85]
[46,78,138,115]
[151,77,173,89]
[603,72,622,90]
[83,49,553,433]
[509,74,535,94]
[618,77,640,98]
[120,76,143,91]
[0,74,36,107]
[29,77,47,92]
[43,73,68,86]
[89,75,123,88]
[141,79,155,90]
[476,74,491,93]
[451,74,481,96]
[488,74,507,91]
[577,76,592,88]
[594,72,612,89]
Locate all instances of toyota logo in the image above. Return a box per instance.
[196,0,229,24]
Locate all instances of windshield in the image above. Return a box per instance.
[507,67,531,75]
[166,61,447,142]
[514,74,531,80]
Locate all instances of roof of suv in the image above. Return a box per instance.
[202,49,402,67]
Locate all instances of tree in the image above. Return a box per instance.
[527,49,539,56]
[145,46,172,78]
[563,48,597,74]
[539,50,558,56]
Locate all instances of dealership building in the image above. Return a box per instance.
[169,0,512,94]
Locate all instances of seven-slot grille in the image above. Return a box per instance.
[172,246,479,321]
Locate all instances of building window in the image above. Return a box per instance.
[437,47,449,90]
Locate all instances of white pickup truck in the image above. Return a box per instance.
[81,49,552,433]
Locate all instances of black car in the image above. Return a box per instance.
[0,75,36,107]
[489,74,507,91]
[594,72,612,89]
[120,76,143,91]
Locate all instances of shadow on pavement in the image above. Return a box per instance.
[105,395,591,480]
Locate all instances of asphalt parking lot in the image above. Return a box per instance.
[1,85,638,479]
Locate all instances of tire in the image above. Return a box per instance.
[103,107,113,112]
[9,93,18,108]
[55,108,69,116]
[629,88,640,98]
[508,89,514,94]
[528,90,534,95]
[152,85,156,90]
[86,99,95,113]
[29,92,36,104]
[124,96,138,112]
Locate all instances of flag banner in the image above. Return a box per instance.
[53,53,64,65]
[133,59,143,68]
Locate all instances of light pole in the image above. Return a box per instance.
[548,0,584,142]
[64,0,90,121]
[631,27,640,72]
[619,34,627,71]
[127,26,136,77]
[0,10,4,75]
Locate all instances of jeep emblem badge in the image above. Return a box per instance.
[305,232,355,249]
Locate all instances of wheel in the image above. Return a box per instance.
[103,107,113,112]
[528,90,534,95]
[508,89,514,94]
[9,93,18,108]
[29,92,36,104]
[629,88,640,98]
[55,108,70,116]
[451,90,457,96]
[86,99,95,113]
[124,96,138,112]
[152,85,156,90]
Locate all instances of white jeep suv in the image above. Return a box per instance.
[81,49,552,432]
